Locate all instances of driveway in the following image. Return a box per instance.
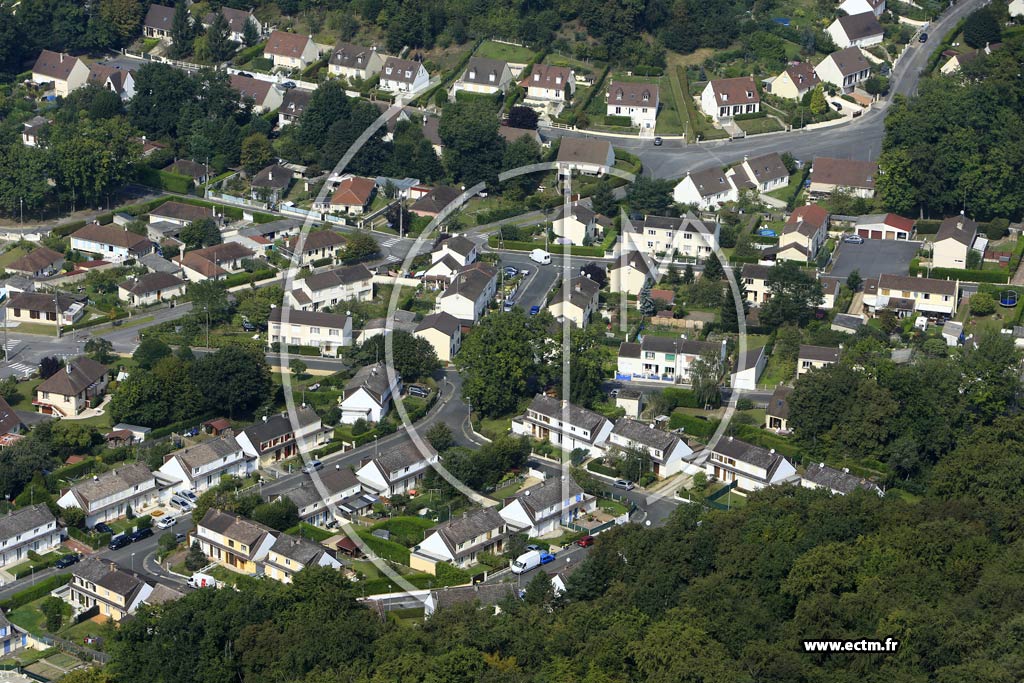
[829,239,921,279]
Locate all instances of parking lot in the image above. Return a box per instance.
[829,239,922,279]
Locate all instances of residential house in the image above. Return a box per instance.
[622,214,720,262]
[548,276,601,327]
[339,362,402,424]
[701,76,760,122]
[264,534,341,583]
[359,309,419,341]
[864,273,959,318]
[278,88,311,127]
[279,463,368,526]
[284,229,346,267]
[149,200,214,227]
[828,12,884,49]
[380,57,429,93]
[732,345,767,390]
[839,0,886,18]
[854,213,915,240]
[423,583,518,617]
[820,275,844,310]
[263,31,319,69]
[798,344,841,374]
[552,204,611,246]
[414,311,462,362]
[203,7,261,43]
[763,62,820,100]
[422,255,462,285]
[250,163,293,205]
[608,252,655,296]
[21,116,48,147]
[355,441,438,497]
[1011,0,1024,17]
[143,4,176,39]
[410,186,462,217]
[705,436,797,492]
[328,42,384,81]
[34,356,107,418]
[498,476,597,537]
[87,64,136,100]
[728,153,790,194]
[175,242,254,282]
[57,462,157,528]
[452,57,513,97]
[164,159,210,186]
[157,434,256,497]
[801,462,882,495]
[117,272,186,306]
[268,308,353,354]
[832,312,865,334]
[70,223,153,261]
[673,167,739,210]
[605,80,659,129]
[411,507,507,574]
[808,157,877,199]
[932,215,979,269]
[195,509,277,574]
[7,292,86,328]
[325,175,376,215]
[31,50,90,97]
[520,63,574,102]
[0,396,25,447]
[432,235,478,267]
[616,336,725,383]
[0,613,26,655]
[742,263,772,306]
[555,138,615,176]
[940,42,1002,75]
[68,558,154,621]
[606,418,696,478]
[776,204,829,262]
[436,263,498,324]
[511,394,613,455]
[765,385,793,433]
[814,47,872,93]
[0,505,59,568]
[230,74,283,113]
[6,246,64,278]
[287,264,374,311]
[236,405,331,465]
[616,389,644,419]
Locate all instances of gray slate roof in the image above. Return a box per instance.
[372,440,429,479]
[241,405,321,451]
[461,57,508,85]
[525,395,607,436]
[433,507,504,552]
[935,215,978,247]
[802,462,879,494]
[269,533,327,565]
[798,344,840,363]
[610,417,679,453]
[268,307,350,329]
[172,434,241,472]
[73,557,147,598]
[711,436,787,473]
[515,476,585,518]
[415,311,461,336]
[766,386,793,419]
[302,264,373,292]
[68,462,153,506]
[0,504,54,541]
[344,362,398,402]
[284,465,359,508]
[119,271,184,296]
[199,508,275,547]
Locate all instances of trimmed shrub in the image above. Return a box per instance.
[603,115,633,127]
[733,111,767,121]
[0,575,71,611]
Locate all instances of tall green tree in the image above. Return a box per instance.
[169,1,195,58]
[48,115,141,208]
[205,11,234,62]
[192,346,272,418]
[439,98,505,185]
[759,261,823,329]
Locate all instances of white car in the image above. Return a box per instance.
[156,515,177,530]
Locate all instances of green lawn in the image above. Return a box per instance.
[475,40,536,64]
[369,516,435,547]
[8,597,50,634]
[737,117,785,135]
[598,498,630,516]
[492,480,524,500]
[477,415,512,440]
[766,172,803,202]
[59,619,114,650]
[0,246,28,268]
[655,72,686,135]
[760,353,795,387]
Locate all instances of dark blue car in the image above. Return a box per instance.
[530,305,541,315]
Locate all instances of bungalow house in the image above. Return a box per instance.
[0,505,60,569]
[673,167,739,210]
[854,213,915,240]
[230,74,283,113]
[436,263,498,324]
[175,242,254,282]
[521,64,574,102]
[287,264,374,311]
[864,273,959,318]
[355,441,438,497]
[622,214,720,262]
[548,276,601,328]
[616,336,725,384]
[801,462,882,496]
[117,272,186,306]
[411,507,507,574]
[325,175,376,215]
[284,229,346,267]
[35,356,108,417]
[776,204,829,263]
[380,57,430,93]
[236,405,331,465]
[21,116,48,147]
[263,31,319,69]
[7,291,86,328]
[742,263,772,306]
[606,417,696,478]
[339,362,402,424]
[814,47,872,93]
[149,200,214,227]
[411,186,462,217]
[732,345,768,390]
[432,235,478,267]
[87,64,136,100]
[6,246,64,278]
[157,434,256,497]
[250,163,293,205]
[164,159,209,186]
[798,344,841,374]
[932,215,979,269]
[279,463,367,526]
[552,204,611,246]
[424,583,518,617]
[701,76,760,122]
[940,43,1002,75]
[68,558,154,622]
[728,153,790,194]
[269,308,353,354]
[765,385,793,433]
[608,252,655,296]
[264,534,342,583]
[57,462,158,528]
[414,311,462,362]
[328,42,384,81]
[70,223,153,261]
[452,57,513,97]
[143,4,176,39]
[31,50,90,97]
[511,394,613,455]
[808,157,877,199]
[202,7,261,44]
[839,0,886,17]
[278,88,311,127]
[498,476,596,537]
[195,509,277,575]
[605,80,659,129]
[763,61,820,100]
[556,138,615,176]
[827,12,884,49]
[705,436,797,492]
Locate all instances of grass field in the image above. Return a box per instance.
[737,117,786,135]
[369,516,435,547]
[475,40,536,64]
[598,498,630,516]
[655,73,685,135]
[0,246,28,268]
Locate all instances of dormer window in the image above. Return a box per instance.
[554,76,561,84]
[642,92,649,101]
[746,91,753,97]
[469,70,476,79]
[385,67,392,75]
[533,73,540,81]
[488,73,495,82]
[721,93,728,101]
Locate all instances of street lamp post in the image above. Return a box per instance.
[131,552,136,573]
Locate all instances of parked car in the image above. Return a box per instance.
[525,544,541,552]
[613,479,635,491]
[108,535,132,550]
[653,136,663,146]
[843,234,865,244]
[530,248,551,265]
[174,533,187,544]
[241,320,257,332]
[408,385,429,398]
[55,553,81,568]
[577,535,595,548]
[831,101,843,111]
[301,460,323,474]
[93,522,113,534]
[529,305,541,315]
[180,490,198,502]
[281,81,297,89]
[130,527,153,542]
[308,383,321,392]
[156,515,177,530]
[170,495,194,512]
[503,266,518,277]
[539,551,556,565]
[609,389,619,399]
[919,32,928,42]
[511,550,543,574]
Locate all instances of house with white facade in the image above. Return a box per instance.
[70,223,153,261]
[432,235,478,267]
[118,272,186,307]
[236,405,331,466]
[704,436,797,492]
[498,476,596,538]
[436,263,498,324]
[763,61,820,100]
[268,308,353,354]
[380,57,429,93]
[356,441,438,498]
[287,264,374,311]
[808,157,877,199]
[0,505,60,569]
[203,7,261,43]
[555,138,615,176]
[278,88,311,126]
[932,215,979,269]
[798,344,841,374]
[143,4,176,39]
[520,64,575,102]
[701,77,760,122]
[31,50,90,98]
[279,464,367,526]
[339,362,402,424]
[230,74,283,113]
[174,242,254,283]
[606,418,697,478]
[616,336,725,384]
[410,507,507,574]
[732,346,768,391]
[87,64,136,100]
[801,462,883,496]
[827,12,884,49]
[57,462,158,528]
[552,204,611,246]
[285,229,347,267]
[157,433,256,497]
[673,167,739,210]
[328,42,384,81]
[264,534,342,584]
[34,357,108,417]
[839,0,886,17]
[7,291,86,329]
[727,153,790,194]
[263,31,319,69]
[511,395,612,455]
[149,200,214,228]
[605,80,659,129]
[622,214,720,262]
[862,274,959,319]
[814,47,872,93]
[548,276,601,328]
[776,203,829,263]
[452,57,513,97]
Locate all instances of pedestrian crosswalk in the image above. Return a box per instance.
[5,361,34,379]
[378,236,401,249]
[0,339,20,354]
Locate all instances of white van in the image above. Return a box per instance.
[511,549,542,574]
[188,572,220,589]
[530,249,551,265]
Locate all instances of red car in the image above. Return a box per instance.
[577,535,595,548]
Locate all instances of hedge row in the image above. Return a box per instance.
[356,529,411,564]
[0,574,71,611]
[13,554,66,580]
[662,387,702,409]
[732,424,804,460]
[914,219,941,235]
[221,268,279,288]
[475,206,529,226]
[136,167,195,195]
[907,263,1008,284]
[667,412,719,438]
[586,459,619,478]
[46,457,100,489]
[233,41,268,67]
[68,527,112,550]
[604,115,633,127]
[52,220,88,238]
[733,111,767,121]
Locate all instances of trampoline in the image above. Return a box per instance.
[1000,290,1018,307]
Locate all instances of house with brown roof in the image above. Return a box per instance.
[765,385,793,432]
[828,12,884,49]
[801,462,882,496]
[236,405,330,465]
[285,229,347,267]
[521,64,574,102]
[68,558,155,622]
[355,440,437,497]
[777,204,830,262]
[250,163,293,205]
[411,186,462,217]
[411,507,507,574]
[118,272,186,306]
[174,242,254,282]
[764,61,820,100]
[616,335,725,383]
[323,175,377,215]
[143,4,177,39]
[230,74,283,113]
[808,157,877,199]
[157,433,256,497]
[163,159,209,186]
[741,263,773,306]
[31,50,90,97]
[87,64,136,100]
[414,311,462,362]
[148,200,215,227]
[70,223,153,261]
[605,80,660,129]
[328,42,384,81]
[556,137,615,176]
[705,436,797,492]
[380,57,429,93]
[452,57,513,97]
[436,262,498,324]
[263,31,319,69]
[264,533,342,584]
[278,88,312,127]
[7,291,87,328]
[932,215,979,269]
[606,417,696,477]
[6,247,64,278]
[202,7,261,44]
[35,356,109,417]
[57,461,156,528]
[814,47,872,93]
[701,76,760,122]
[673,166,739,210]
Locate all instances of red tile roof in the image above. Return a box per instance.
[708,77,760,107]
[330,176,376,207]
